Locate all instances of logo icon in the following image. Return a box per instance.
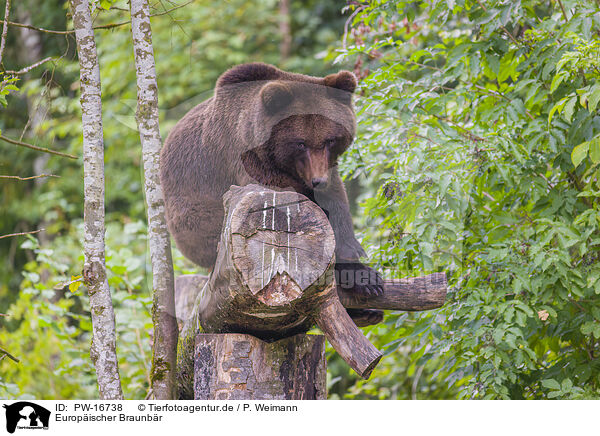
[2,402,50,433]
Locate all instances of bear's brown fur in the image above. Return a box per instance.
[160,63,382,297]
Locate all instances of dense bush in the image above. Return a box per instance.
[332,0,600,399]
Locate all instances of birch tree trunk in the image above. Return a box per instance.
[130,0,178,400]
[70,0,123,400]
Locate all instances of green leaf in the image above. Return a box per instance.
[581,321,596,335]
[571,141,590,167]
[589,138,600,164]
[549,97,568,123]
[550,72,567,93]
[563,96,577,123]
[588,83,600,113]
[561,378,573,392]
[542,379,561,390]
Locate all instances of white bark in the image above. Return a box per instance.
[130,0,178,400]
[70,0,123,400]
[0,0,10,66]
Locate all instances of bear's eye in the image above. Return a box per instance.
[325,139,337,148]
[294,141,306,150]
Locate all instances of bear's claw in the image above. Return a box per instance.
[335,262,384,297]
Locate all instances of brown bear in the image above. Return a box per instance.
[160,63,383,304]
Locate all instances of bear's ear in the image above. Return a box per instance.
[260,81,294,114]
[323,71,357,94]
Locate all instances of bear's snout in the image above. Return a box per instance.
[312,177,328,189]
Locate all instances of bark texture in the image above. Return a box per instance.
[130,0,178,400]
[70,0,123,400]
[194,333,326,400]
[177,184,382,398]
[0,0,9,66]
[338,272,447,311]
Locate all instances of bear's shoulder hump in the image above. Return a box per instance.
[217,63,283,87]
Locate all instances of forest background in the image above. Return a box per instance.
[1,0,599,400]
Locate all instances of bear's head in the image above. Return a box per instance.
[226,65,358,193]
[257,112,354,191]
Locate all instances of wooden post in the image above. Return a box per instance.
[194,333,326,400]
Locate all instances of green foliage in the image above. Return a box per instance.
[328,0,600,399]
[6,0,600,401]
[1,0,347,399]
[0,76,19,109]
[0,222,153,399]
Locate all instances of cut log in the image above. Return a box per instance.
[338,272,447,311]
[194,333,326,400]
[175,272,447,319]
[177,184,382,398]
[196,185,336,338]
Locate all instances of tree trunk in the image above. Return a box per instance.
[177,184,382,398]
[70,0,123,400]
[279,0,291,60]
[0,0,10,66]
[129,0,178,400]
[194,333,326,400]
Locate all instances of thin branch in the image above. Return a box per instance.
[470,83,535,120]
[0,229,44,240]
[343,5,366,50]
[0,347,19,363]
[0,174,58,180]
[407,59,442,72]
[567,170,594,209]
[475,0,519,45]
[53,276,82,290]
[4,57,54,75]
[0,19,72,35]
[145,388,154,400]
[419,106,485,142]
[557,0,568,21]
[0,0,195,35]
[0,134,77,159]
[149,0,195,18]
[0,0,9,65]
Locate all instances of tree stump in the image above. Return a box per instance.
[194,333,326,400]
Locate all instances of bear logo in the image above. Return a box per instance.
[3,402,50,433]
